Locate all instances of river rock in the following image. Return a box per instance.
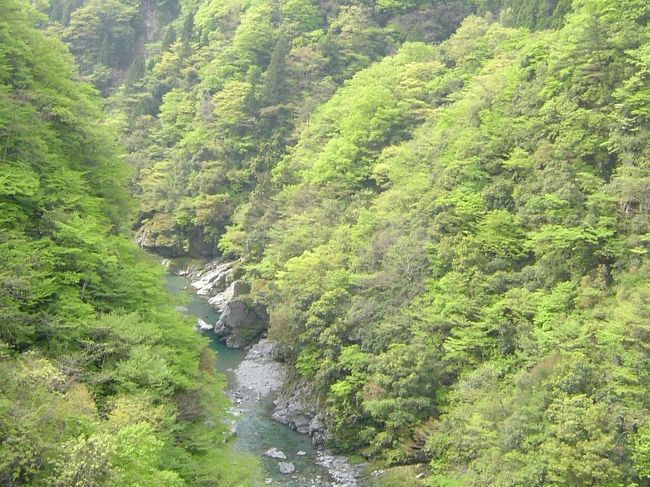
[272,380,328,447]
[317,451,365,487]
[191,261,234,296]
[264,448,287,460]
[196,318,213,331]
[208,280,250,312]
[278,462,295,475]
[296,451,307,456]
[214,297,268,348]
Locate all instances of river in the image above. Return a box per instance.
[165,273,353,486]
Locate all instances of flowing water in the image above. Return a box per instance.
[165,274,342,486]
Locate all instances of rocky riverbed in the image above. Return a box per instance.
[165,264,366,486]
[230,340,365,486]
[185,259,268,348]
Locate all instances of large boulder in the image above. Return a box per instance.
[191,261,235,297]
[196,318,213,331]
[214,297,268,348]
[278,462,295,475]
[208,280,250,312]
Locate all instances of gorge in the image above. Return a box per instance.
[1,0,649,485]
[165,263,364,486]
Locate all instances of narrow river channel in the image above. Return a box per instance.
[165,273,346,486]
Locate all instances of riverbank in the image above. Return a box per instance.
[233,340,365,486]
[164,264,366,486]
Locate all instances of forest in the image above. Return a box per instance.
[0,0,259,485]
[2,0,650,485]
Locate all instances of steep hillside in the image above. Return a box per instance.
[27,0,650,485]
[34,1,575,259]
[99,0,476,256]
[121,0,571,258]
[0,1,257,484]
[228,1,650,484]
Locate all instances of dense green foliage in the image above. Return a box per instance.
[0,1,258,485]
[240,2,649,484]
[118,0,649,484]
[39,0,572,258]
[21,0,650,484]
[108,0,475,256]
[39,0,180,92]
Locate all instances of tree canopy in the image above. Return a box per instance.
[0,1,258,484]
[10,0,650,484]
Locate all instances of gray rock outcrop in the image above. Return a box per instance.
[191,261,267,348]
[135,225,185,257]
[273,379,328,447]
[191,261,234,297]
[135,214,213,258]
[208,280,250,312]
[214,297,268,348]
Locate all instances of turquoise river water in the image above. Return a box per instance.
[165,274,338,486]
